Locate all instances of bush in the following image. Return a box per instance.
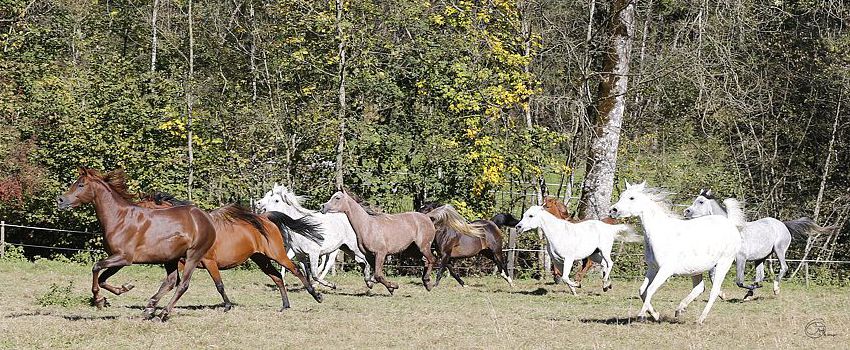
[0,244,27,262]
[36,281,88,307]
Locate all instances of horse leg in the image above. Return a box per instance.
[559,260,578,296]
[446,263,466,287]
[277,252,323,303]
[371,252,398,295]
[639,267,658,302]
[600,250,614,292]
[774,250,789,295]
[251,255,290,311]
[434,254,452,287]
[143,261,179,319]
[574,258,594,288]
[279,249,296,282]
[97,266,134,295]
[486,249,514,287]
[202,258,233,312]
[309,252,337,289]
[698,258,735,324]
[158,256,203,321]
[318,250,339,282]
[418,242,436,292]
[675,274,705,318]
[351,249,372,288]
[638,267,673,322]
[734,255,753,300]
[90,254,131,309]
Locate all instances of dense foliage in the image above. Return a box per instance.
[1,0,847,272]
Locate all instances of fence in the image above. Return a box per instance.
[1,221,848,286]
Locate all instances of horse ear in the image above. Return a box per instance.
[77,167,87,176]
[625,180,633,188]
[706,189,713,196]
[635,180,647,190]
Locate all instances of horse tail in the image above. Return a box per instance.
[783,217,837,239]
[265,211,324,245]
[210,204,268,237]
[491,213,520,228]
[722,198,746,230]
[427,205,486,238]
[612,224,642,243]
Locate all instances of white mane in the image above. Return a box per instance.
[274,185,317,215]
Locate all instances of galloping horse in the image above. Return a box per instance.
[320,191,436,294]
[56,168,222,320]
[684,189,835,299]
[516,206,635,295]
[418,203,513,287]
[610,181,743,324]
[138,192,324,310]
[255,185,371,289]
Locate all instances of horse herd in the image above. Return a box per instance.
[54,168,834,324]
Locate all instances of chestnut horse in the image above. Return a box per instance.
[320,191,436,294]
[542,197,619,286]
[57,168,222,321]
[137,192,324,311]
[418,203,513,287]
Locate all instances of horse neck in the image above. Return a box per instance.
[708,200,728,217]
[91,182,135,240]
[636,201,673,240]
[539,212,571,238]
[341,198,374,235]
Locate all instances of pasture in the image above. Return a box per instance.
[1,260,847,349]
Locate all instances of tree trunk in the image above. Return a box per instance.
[334,0,347,190]
[150,0,158,72]
[186,0,195,201]
[578,0,636,219]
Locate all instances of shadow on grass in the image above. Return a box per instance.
[125,303,231,311]
[5,310,119,321]
[580,315,686,325]
[322,289,394,298]
[509,287,549,296]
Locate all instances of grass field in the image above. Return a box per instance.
[0,260,847,349]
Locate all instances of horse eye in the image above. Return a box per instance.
[698,201,704,204]
[274,199,279,203]
[78,183,84,188]
[629,197,634,200]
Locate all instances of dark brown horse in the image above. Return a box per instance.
[542,196,618,286]
[418,203,513,288]
[57,168,222,321]
[320,191,436,294]
[137,192,324,311]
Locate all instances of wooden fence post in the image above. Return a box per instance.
[0,221,5,258]
[804,261,810,287]
[507,227,516,279]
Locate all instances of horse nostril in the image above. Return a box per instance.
[611,207,618,212]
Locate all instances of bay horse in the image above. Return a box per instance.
[417,203,513,288]
[320,191,436,294]
[516,206,635,295]
[542,197,620,286]
[610,181,743,324]
[57,168,222,321]
[137,192,324,310]
[684,189,836,299]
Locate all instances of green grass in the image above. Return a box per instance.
[0,260,848,349]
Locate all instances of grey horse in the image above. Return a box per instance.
[684,189,834,299]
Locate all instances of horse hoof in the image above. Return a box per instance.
[223,304,233,312]
[143,308,156,320]
[650,311,660,322]
[313,293,324,303]
[366,281,375,289]
[675,309,684,318]
[743,290,754,301]
[121,283,135,293]
[157,313,169,322]
[773,288,780,296]
[93,297,109,309]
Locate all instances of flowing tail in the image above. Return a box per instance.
[783,217,837,238]
[612,224,642,243]
[426,205,486,238]
[723,198,746,230]
[265,211,324,245]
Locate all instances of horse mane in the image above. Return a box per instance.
[543,197,570,218]
[210,204,269,237]
[88,168,136,202]
[142,191,193,206]
[345,190,385,216]
[639,186,676,216]
[275,187,317,215]
[425,205,486,238]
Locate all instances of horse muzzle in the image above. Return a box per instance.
[608,207,620,218]
[682,208,693,219]
[56,196,74,210]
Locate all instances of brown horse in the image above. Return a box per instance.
[57,168,222,321]
[542,197,619,286]
[418,203,514,288]
[137,192,324,311]
[320,191,436,294]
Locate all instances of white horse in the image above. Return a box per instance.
[684,189,834,299]
[256,184,371,289]
[609,181,743,324]
[515,206,638,295]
